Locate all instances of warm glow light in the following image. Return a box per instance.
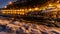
[42,8,46,10]
[2,11,6,14]
[21,9,25,11]
[4,6,7,8]
[9,1,13,5]
[19,9,21,11]
[2,10,25,15]
[49,4,53,7]
[34,7,39,10]
[57,1,60,3]
[28,8,32,11]
[57,4,60,8]
[1,7,44,15]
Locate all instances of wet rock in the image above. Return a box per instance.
[0,27,3,32]
[41,31,48,34]
[46,23,55,27]
[24,25,29,30]
[51,31,60,34]
[30,29,39,34]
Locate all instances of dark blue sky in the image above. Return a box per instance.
[0,0,17,8]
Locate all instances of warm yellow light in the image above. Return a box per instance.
[57,1,60,3]
[25,9,28,12]
[17,10,19,11]
[57,6,60,8]
[58,16,60,18]
[57,4,60,8]
[21,9,24,11]
[34,7,39,10]
[2,11,6,14]
[49,4,53,7]
[28,8,32,11]
[19,9,21,11]
[39,9,41,10]
[14,11,16,14]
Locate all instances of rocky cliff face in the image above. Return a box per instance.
[6,0,50,9]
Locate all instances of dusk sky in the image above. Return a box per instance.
[0,0,17,8]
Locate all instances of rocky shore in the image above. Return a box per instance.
[0,17,59,34]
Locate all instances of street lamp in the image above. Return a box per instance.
[9,1,13,5]
[4,6,7,8]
